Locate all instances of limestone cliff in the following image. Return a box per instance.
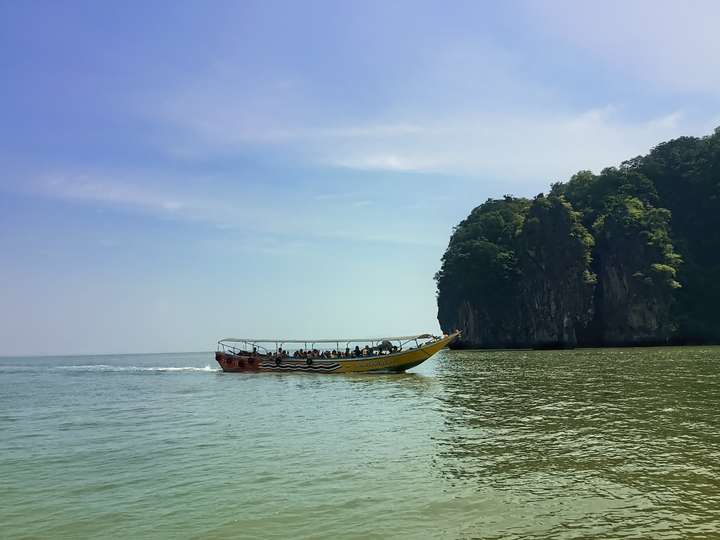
[589,198,680,345]
[436,195,596,349]
[436,129,720,348]
[517,196,596,348]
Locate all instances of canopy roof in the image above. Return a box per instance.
[219,334,434,344]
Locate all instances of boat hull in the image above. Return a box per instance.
[216,333,458,374]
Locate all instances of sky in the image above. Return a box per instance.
[2,0,720,355]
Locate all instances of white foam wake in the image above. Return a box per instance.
[56,364,219,372]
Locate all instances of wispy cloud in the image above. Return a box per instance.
[332,153,442,173]
[24,169,445,248]
[526,0,720,95]
[147,25,718,184]
[39,172,187,214]
[320,107,709,181]
[312,191,361,201]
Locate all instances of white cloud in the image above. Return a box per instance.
[146,15,719,186]
[313,107,714,184]
[26,169,446,248]
[333,153,441,173]
[40,172,189,215]
[154,78,713,181]
[526,0,720,95]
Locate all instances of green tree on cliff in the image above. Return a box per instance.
[517,195,596,347]
[438,127,718,348]
[630,129,720,342]
[435,197,529,347]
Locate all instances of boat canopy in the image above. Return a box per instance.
[218,334,435,344]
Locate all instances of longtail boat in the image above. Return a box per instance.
[215,332,460,374]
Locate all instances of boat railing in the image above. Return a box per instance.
[217,334,444,359]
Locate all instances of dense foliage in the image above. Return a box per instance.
[437,128,720,347]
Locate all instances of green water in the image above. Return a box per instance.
[1,348,719,539]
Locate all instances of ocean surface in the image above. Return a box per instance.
[1,347,719,539]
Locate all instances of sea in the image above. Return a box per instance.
[1,347,719,539]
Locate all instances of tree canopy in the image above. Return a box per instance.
[437,128,720,347]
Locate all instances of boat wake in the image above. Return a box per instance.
[56,365,219,373]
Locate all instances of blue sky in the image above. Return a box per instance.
[2,0,719,355]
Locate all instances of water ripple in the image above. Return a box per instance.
[1,348,719,539]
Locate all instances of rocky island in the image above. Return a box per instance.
[437,128,720,349]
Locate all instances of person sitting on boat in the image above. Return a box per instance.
[353,345,361,357]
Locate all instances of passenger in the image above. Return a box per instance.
[353,345,361,357]
[345,347,350,358]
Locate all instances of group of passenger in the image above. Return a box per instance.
[238,343,401,360]
[288,344,398,359]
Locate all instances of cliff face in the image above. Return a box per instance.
[436,195,596,349]
[435,197,530,349]
[590,198,679,346]
[594,250,672,345]
[435,129,720,349]
[517,196,595,348]
[635,132,720,343]
[447,300,527,349]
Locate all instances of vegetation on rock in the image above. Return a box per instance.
[437,128,720,348]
